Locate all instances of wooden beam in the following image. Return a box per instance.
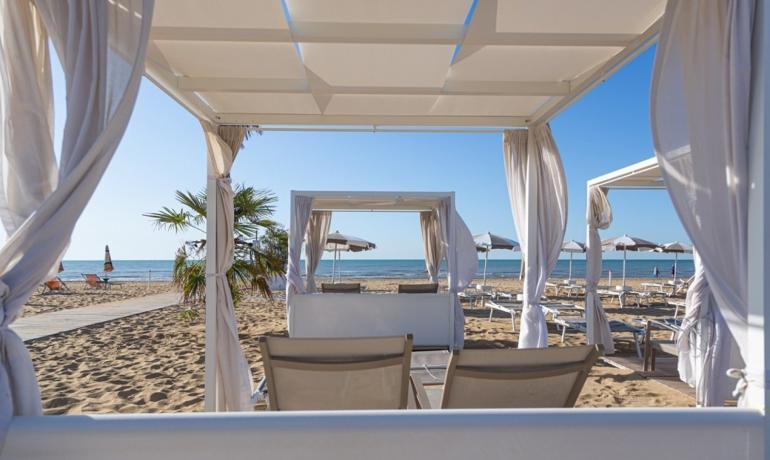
[213,113,528,127]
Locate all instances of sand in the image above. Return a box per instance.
[26,276,693,414]
[23,281,174,317]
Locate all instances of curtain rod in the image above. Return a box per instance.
[251,126,522,134]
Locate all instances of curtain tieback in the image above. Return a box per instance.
[727,368,769,400]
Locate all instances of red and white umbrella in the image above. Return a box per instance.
[103,245,114,273]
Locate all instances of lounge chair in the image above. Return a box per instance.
[398,283,438,294]
[41,277,69,294]
[259,335,413,410]
[484,299,581,333]
[321,282,361,293]
[414,345,601,409]
[82,273,106,289]
[554,316,644,358]
[642,318,681,372]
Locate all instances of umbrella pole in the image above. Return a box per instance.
[331,246,337,283]
[569,252,573,281]
[483,250,488,285]
[674,252,678,282]
[622,248,627,288]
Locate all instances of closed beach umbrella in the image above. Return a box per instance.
[473,232,520,285]
[58,261,64,273]
[325,231,375,282]
[103,245,114,273]
[657,241,693,281]
[561,240,586,280]
[601,235,658,287]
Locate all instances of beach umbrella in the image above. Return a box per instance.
[103,245,114,273]
[601,235,658,287]
[473,232,520,285]
[561,240,586,280]
[58,261,64,273]
[657,241,693,281]
[325,231,375,282]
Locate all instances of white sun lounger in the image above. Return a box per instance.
[554,316,644,358]
[484,299,582,333]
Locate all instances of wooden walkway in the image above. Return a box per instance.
[11,291,179,342]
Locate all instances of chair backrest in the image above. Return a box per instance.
[398,283,438,294]
[441,345,602,409]
[260,335,413,410]
[82,273,100,287]
[321,283,361,293]
[45,278,62,290]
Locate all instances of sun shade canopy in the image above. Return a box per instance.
[587,157,664,189]
[145,0,666,128]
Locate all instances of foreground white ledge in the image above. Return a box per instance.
[1,409,761,460]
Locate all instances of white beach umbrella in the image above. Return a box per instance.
[561,240,586,280]
[473,232,520,285]
[325,231,376,282]
[601,235,659,287]
[657,241,693,281]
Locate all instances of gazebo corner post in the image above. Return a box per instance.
[204,155,219,412]
[746,0,770,441]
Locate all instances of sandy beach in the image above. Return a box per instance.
[23,281,174,317]
[24,276,693,414]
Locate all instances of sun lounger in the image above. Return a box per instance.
[415,345,601,409]
[259,335,413,410]
[82,273,106,289]
[41,277,69,294]
[484,299,582,333]
[642,319,681,372]
[597,285,637,308]
[554,316,644,358]
[398,283,439,294]
[321,282,361,293]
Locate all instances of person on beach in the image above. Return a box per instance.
[653,266,660,278]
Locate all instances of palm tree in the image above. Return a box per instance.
[145,185,287,305]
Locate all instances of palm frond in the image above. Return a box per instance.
[144,207,194,233]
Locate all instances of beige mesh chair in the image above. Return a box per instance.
[260,335,413,410]
[398,283,439,294]
[435,344,602,409]
[321,282,361,293]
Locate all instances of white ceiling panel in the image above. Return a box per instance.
[449,46,622,82]
[200,92,321,114]
[155,42,306,79]
[152,0,288,29]
[324,95,440,116]
[496,0,666,34]
[430,95,550,117]
[300,44,455,87]
[285,0,472,25]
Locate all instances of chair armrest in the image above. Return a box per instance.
[409,375,433,409]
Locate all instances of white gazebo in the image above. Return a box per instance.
[286,191,477,350]
[0,1,768,459]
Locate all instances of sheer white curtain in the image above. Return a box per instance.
[504,125,568,348]
[286,196,314,331]
[201,121,254,411]
[651,0,753,404]
[585,187,615,354]
[420,210,444,283]
[677,250,738,406]
[0,0,153,445]
[305,211,331,292]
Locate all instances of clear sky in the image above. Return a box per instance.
[33,45,690,262]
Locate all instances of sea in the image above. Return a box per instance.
[59,259,695,282]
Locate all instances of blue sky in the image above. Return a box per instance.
[37,45,689,262]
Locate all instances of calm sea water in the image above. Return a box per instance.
[59,259,694,282]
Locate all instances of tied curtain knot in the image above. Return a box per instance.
[727,368,769,399]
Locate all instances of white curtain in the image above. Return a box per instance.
[201,121,254,411]
[0,0,153,445]
[305,211,331,292]
[420,210,444,283]
[584,187,615,354]
[677,250,738,406]
[651,0,752,404]
[286,195,314,329]
[437,198,477,349]
[504,125,568,348]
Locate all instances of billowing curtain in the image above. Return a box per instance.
[504,125,568,348]
[677,250,738,406]
[286,196,314,330]
[0,0,153,446]
[420,210,444,282]
[305,211,331,292]
[651,0,752,404]
[201,121,254,411]
[585,187,615,354]
[437,199,477,349]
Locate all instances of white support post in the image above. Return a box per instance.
[204,159,219,412]
[747,0,769,457]
[448,192,457,351]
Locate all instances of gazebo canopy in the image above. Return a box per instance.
[587,156,664,190]
[146,0,666,128]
